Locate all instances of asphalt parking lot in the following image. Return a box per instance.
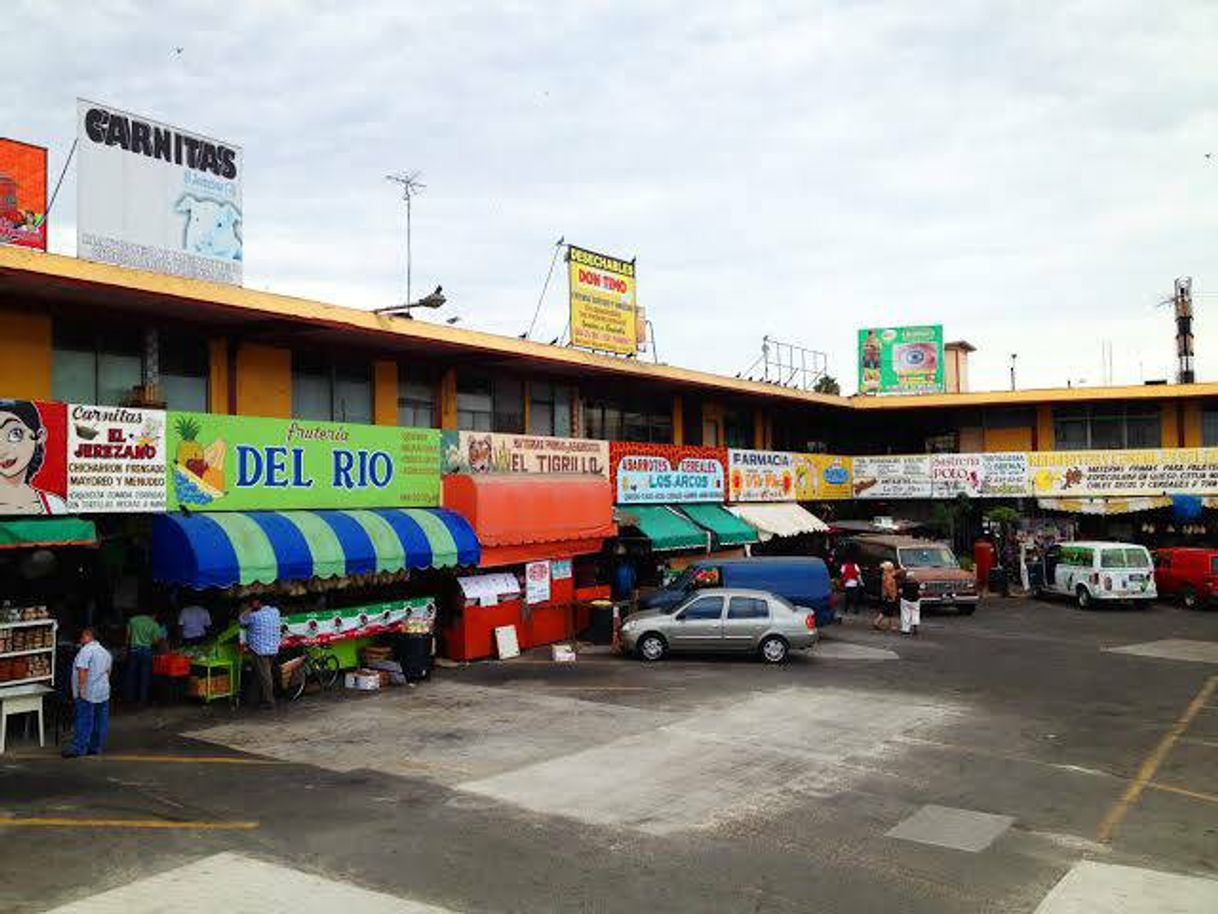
[3,595,1218,913]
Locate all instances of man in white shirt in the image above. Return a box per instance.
[178,603,212,645]
[64,628,112,758]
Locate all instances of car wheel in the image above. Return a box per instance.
[1075,586,1091,610]
[759,636,789,664]
[1182,587,1199,610]
[637,633,667,662]
[958,605,976,616]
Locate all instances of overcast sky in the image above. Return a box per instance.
[9,1,1218,392]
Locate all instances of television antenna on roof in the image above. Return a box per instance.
[386,171,426,309]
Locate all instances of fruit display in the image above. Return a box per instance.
[173,415,227,505]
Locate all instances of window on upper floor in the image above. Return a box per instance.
[723,406,752,449]
[398,369,435,428]
[52,323,143,406]
[292,353,372,423]
[456,374,493,432]
[159,334,210,412]
[1052,403,1161,450]
[456,372,525,433]
[582,394,672,443]
[529,381,556,437]
[493,376,524,433]
[1202,408,1218,447]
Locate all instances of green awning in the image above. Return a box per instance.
[0,517,97,550]
[678,503,759,547]
[618,505,709,552]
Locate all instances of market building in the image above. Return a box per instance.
[5,243,1218,706]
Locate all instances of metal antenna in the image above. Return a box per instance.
[386,171,425,306]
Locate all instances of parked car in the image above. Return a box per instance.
[1035,541,1156,609]
[637,557,833,628]
[1153,546,1218,609]
[620,587,818,663]
[849,534,978,614]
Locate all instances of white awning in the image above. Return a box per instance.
[1037,497,1172,516]
[725,502,829,540]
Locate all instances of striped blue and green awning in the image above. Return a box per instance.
[152,508,479,589]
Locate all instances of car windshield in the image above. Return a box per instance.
[898,546,957,568]
[1101,548,1151,569]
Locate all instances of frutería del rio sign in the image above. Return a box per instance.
[165,413,440,511]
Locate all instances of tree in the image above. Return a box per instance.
[812,374,841,395]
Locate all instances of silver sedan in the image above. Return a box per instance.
[619,588,818,663]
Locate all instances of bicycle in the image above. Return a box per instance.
[282,646,342,702]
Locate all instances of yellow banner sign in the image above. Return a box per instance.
[569,245,637,355]
[1028,448,1218,497]
[793,454,854,501]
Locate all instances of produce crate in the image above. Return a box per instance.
[187,674,230,698]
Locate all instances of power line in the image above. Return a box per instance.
[525,237,565,340]
[45,138,78,223]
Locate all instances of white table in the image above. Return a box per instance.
[0,684,53,754]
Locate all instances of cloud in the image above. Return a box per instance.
[7,0,1218,392]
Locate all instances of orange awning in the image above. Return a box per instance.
[443,474,616,567]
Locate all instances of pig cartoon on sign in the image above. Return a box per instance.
[175,195,242,260]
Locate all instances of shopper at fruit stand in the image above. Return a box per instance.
[63,628,111,758]
[177,601,212,646]
[124,610,166,705]
[240,599,282,710]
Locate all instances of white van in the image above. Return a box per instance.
[1037,541,1157,609]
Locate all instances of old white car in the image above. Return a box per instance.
[1036,541,1156,609]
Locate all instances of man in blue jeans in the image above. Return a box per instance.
[124,610,165,705]
[63,628,112,758]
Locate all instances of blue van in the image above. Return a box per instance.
[639,557,834,628]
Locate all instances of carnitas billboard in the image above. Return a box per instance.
[76,99,243,285]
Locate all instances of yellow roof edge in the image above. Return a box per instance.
[3,247,1214,411]
[851,382,1218,408]
[0,246,847,407]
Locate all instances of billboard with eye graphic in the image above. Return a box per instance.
[76,99,243,285]
[857,325,944,395]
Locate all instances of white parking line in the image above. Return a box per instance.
[41,852,458,913]
[1034,861,1218,913]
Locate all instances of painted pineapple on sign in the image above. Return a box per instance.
[173,415,227,505]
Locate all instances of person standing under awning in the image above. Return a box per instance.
[240,599,282,710]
